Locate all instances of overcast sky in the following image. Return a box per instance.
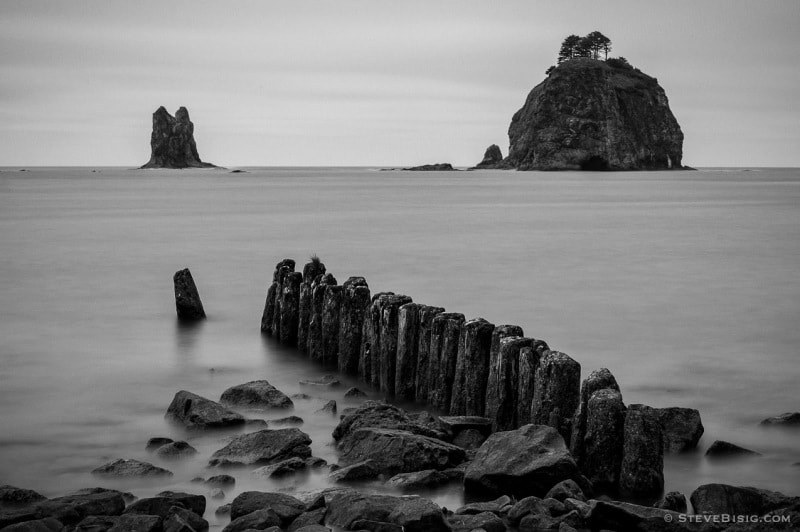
[1,0,798,167]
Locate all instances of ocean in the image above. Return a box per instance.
[0,166,798,525]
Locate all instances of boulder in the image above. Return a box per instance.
[329,460,380,483]
[220,381,293,410]
[230,491,305,523]
[386,497,451,532]
[448,511,506,532]
[385,470,452,491]
[653,491,687,513]
[315,400,337,416]
[145,437,174,451]
[325,490,449,532]
[689,483,800,516]
[251,457,308,479]
[299,374,340,387]
[162,505,208,532]
[344,387,367,398]
[619,404,664,497]
[465,424,580,498]
[586,500,705,532]
[338,428,466,474]
[437,416,493,437]
[581,388,626,491]
[206,474,235,487]
[412,305,446,403]
[33,488,126,526]
[453,429,487,450]
[271,415,304,426]
[472,144,504,169]
[455,495,511,515]
[531,350,581,442]
[91,459,172,478]
[569,367,621,467]
[338,277,370,375]
[546,479,586,502]
[759,412,800,427]
[173,268,206,321]
[73,514,160,532]
[138,491,205,517]
[332,401,439,441]
[208,428,312,467]
[286,507,326,532]
[154,441,197,460]
[293,526,329,532]
[704,440,761,458]
[655,407,704,452]
[165,390,245,430]
[141,106,216,169]
[221,509,281,532]
[0,486,46,507]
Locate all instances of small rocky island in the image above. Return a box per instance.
[140,106,217,169]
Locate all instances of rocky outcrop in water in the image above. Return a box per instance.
[141,107,216,169]
[173,268,206,321]
[502,58,684,170]
[472,144,504,169]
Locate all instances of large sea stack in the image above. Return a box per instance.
[502,58,684,170]
[141,106,216,169]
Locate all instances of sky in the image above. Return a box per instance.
[1,0,798,167]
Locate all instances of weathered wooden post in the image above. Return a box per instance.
[271,262,295,336]
[620,404,664,497]
[583,388,626,492]
[457,318,495,417]
[413,305,445,403]
[321,284,343,368]
[430,313,465,411]
[570,368,620,464]
[530,350,581,442]
[338,277,370,375]
[377,294,413,395]
[308,273,336,361]
[395,302,422,401]
[359,292,392,388]
[515,339,549,426]
[279,271,302,345]
[297,258,326,352]
[484,326,528,432]
[260,258,294,334]
[173,268,206,321]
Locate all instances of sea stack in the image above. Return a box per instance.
[141,106,216,169]
[503,58,684,170]
[173,268,206,321]
[472,144,503,169]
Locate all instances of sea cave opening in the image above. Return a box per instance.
[580,156,610,171]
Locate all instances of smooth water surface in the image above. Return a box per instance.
[1,166,798,525]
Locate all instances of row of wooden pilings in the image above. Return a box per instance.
[260,258,662,497]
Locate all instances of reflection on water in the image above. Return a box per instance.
[175,318,205,360]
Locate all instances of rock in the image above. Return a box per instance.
[569,367,621,468]
[91,459,173,478]
[338,277,370,375]
[395,303,422,401]
[507,497,550,527]
[128,491,205,518]
[428,312,465,411]
[465,424,580,498]
[299,375,340,387]
[33,488,127,525]
[145,437,174,451]
[328,460,381,483]
[206,474,235,487]
[385,470,452,491]
[287,508,327,532]
[455,495,511,515]
[279,271,303,345]
[173,268,206,321]
[620,404,664,497]
[344,387,367,398]
[458,318,495,417]
[373,294,413,395]
[704,440,761,458]
[531,350,581,442]
[222,509,281,532]
[244,418,268,428]
[0,486,46,507]
[162,505,209,532]
[386,498,451,532]
[332,401,439,441]
[307,273,336,360]
[73,514,160,532]
[220,381,293,410]
[653,491,686,513]
[292,526,329,532]
[208,428,312,467]
[261,259,295,335]
[448,511,506,532]
[582,388,626,491]
[546,479,586,502]
[472,144,504,169]
[655,407,704,452]
[586,500,699,532]
[154,441,197,460]
[518,512,562,531]
[321,284,343,366]
[503,58,684,171]
[305,456,328,468]
[413,305,446,403]
[338,428,465,474]
[437,416,493,437]
[165,390,245,430]
[325,491,449,532]
[252,457,308,479]
[690,483,800,516]
[215,504,231,517]
[759,412,800,427]
[141,106,216,169]
[316,400,337,416]
[542,497,567,516]
[350,519,402,532]
[209,489,225,500]
[230,491,305,524]
[298,259,327,352]
[271,415,304,426]
[485,333,531,431]
[402,163,456,171]
[516,346,538,426]
[453,429,486,450]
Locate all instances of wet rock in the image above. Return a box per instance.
[395,303,422,401]
[455,495,511,515]
[413,305,446,403]
[208,428,312,467]
[298,259,327,352]
[653,491,687,513]
[344,387,367,398]
[73,514,160,532]
[287,507,327,532]
[141,106,216,169]
[0,486,46,507]
[162,505,209,532]
[518,512,562,531]
[428,313,465,411]
[230,491,305,524]
[332,401,439,441]
[214,504,231,517]
[655,407,704,452]
[325,490,449,532]
[472,144,504,169]
[165,390,245,430]
[220,381,293,410]
[91,459,173,478]
[33,488,126,526]
[145,437,174,451]
[569,367,621,468]
[222,509,281,532]
[704,440,761,458]
[620,404,664,497]
[690,483,800,516]
[292,525,329,532]
[458,318,495,417]
[279,271,303,345]
[438,416,492,437]
[582,388,626,491]
[322,284,343,366]
[305,456,328,469]
[299,375,340,387]
[154,441,197,460]
[485,332,530,431]
[448,511,506,532]
[531,350,581,442]
[453,429,486,450]
[587,500,707,532]
[271,415,304,426]
[385,470,452,491]
[338,277,370,375]
[315,400,337,416]
[350,519,402,532]
[126,491,205,518]
[465,424,580,498]
[338,428,465,474]
[546,479,586,502]
[209,489,225,500]
[759,412,800,427]
[328,460,380,483]
[252,457,308,479]
[385,497,452,532]
[173,268,206,321]
[402,163,456,171]
[244,418,268,428]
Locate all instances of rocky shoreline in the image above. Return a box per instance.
[1,259,797,532]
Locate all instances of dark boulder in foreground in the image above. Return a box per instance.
[74,514,162,532]
[154,440,197,460]
[655,406,704,452]
[165,390,245,430]
[27,488,127,526]
[91,459,173,478]
[230,491,305,525]
[619,404,664,497]
[705,440,762,458]
[220,380,293,410]
[332,401,438,441]
[586,500,701,532]
[208,428,312,467]
[472,144,504,169]
[0,485,47,507]
[760,412,800,426]
[141,106,216,169]
[325,490,450,532]
[690,483,800,516]
[402,163,456,171]
[654,491,687,513]
[464,424,580,498]
[173,268,206,321]
[338,428,465,474]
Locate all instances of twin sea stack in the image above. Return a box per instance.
[141,106,216,169]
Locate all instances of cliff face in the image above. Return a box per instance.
[503,58,684,170]
[141,106,216,169]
